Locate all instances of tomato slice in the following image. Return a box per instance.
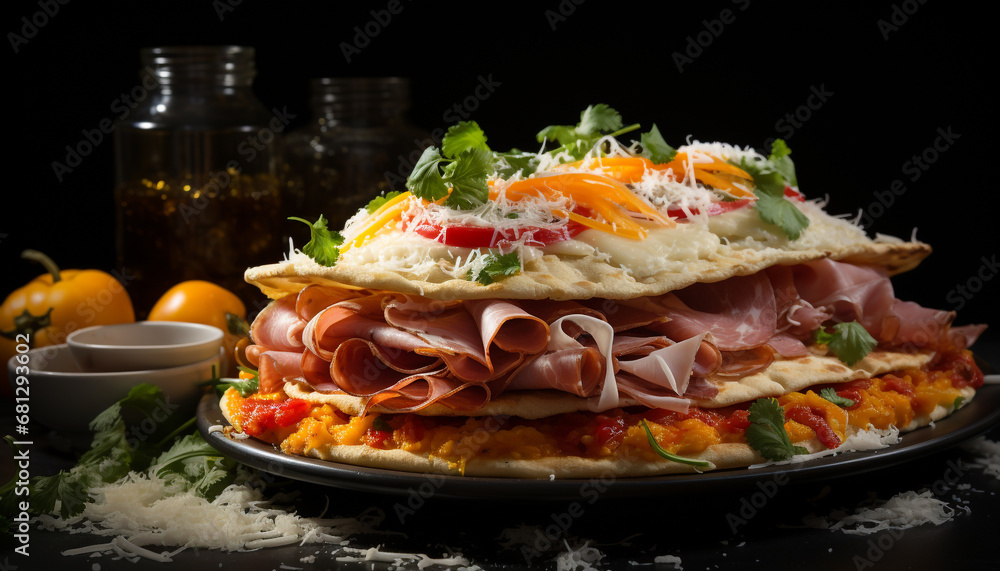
[784,186,806,202]
[407,219,588,248]
[667,198,753,220]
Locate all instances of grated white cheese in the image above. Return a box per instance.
[825,490,956,535]
[961,437,1000,479]
[555,540,605,571]
[334,546,471,568]
[749,425,900,469]
[36,473,384,561]
[653,554,684,569]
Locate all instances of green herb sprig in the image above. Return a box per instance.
[746,398,809,462]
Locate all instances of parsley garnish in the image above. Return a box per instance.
[640,124,677,164]
[494,149,541,178]
[468,251,521,285]
[406,146,493,209]
[820,387,856,408]
[746,398,808,462]
[372,416,393,432]
[366,191,403,214]
[536,103,640,160]
[813,321,878,366]
[442,121,490,158]
[736,139,809,240]
[768,139,798,187]
[640,420,711,468]
[0,384,244,527]
[288,215,344,267]
[216,366,260,397]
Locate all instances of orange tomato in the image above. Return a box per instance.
[147,280,249,376]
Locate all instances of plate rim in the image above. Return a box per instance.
[197,384,1000,500]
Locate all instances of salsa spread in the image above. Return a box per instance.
[224,346,981,472]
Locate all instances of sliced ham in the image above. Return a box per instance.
[361,369,491,414]
[250,294,306,351]
[649,272,777,350]
[257,351,307,394]
[243,259,980,415]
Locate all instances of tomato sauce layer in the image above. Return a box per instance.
[224,348,981,467]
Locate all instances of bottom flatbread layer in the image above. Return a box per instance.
[220,387,975,478]
[279,350,933,418]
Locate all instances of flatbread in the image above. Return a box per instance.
[280,350,933,418]
[246,240,929,302]
[220,386,975,478]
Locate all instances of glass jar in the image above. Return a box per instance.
[113,45,282,316]
[282,77,429,229]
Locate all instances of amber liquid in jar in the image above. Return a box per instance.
[115,127,282,315]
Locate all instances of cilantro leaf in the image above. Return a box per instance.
[746,398,808,462]
[640,420,711,468]
[366,191,403,214]
[407,146,451,201]
[216,366,260,397]
[407,146,492,210]
[768,139,798,187]
[819,387,856,408]
[372,416,393,432]
[577,103,623,135]
[754,191,810,240]
[442,148,492,209]
[736,155,809,240]
[151,434,238,498]
[468,252,521,285]
[640,124,677,164]
[442,121,490,158]
[814,321,878,366]
[288,215,343,267]
[494,150,540,178]
[535,104,638,160]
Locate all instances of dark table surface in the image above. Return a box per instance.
[4,342,999,571]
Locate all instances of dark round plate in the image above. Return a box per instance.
[197,384,1000,501]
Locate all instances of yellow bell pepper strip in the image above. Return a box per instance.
[147,280,249,377]
[497,173,673,240]
[0,250,136,396]
[340,191,413,254]
[557,154,756,198]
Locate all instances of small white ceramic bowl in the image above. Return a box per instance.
[67,321,223,372]
[8,343,219,434]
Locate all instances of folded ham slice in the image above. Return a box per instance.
[243,259,981,414]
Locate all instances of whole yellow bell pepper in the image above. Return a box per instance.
[147,280,249,377]
[1,250,136,396]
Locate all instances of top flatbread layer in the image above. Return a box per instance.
[246,238,929,302]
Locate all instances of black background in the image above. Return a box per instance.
[2,0,997,340]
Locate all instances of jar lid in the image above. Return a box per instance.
[140,45,257,86]
[309,77,411,110]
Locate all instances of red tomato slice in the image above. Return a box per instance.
[667,198,754,220]
[407,220,588,248]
